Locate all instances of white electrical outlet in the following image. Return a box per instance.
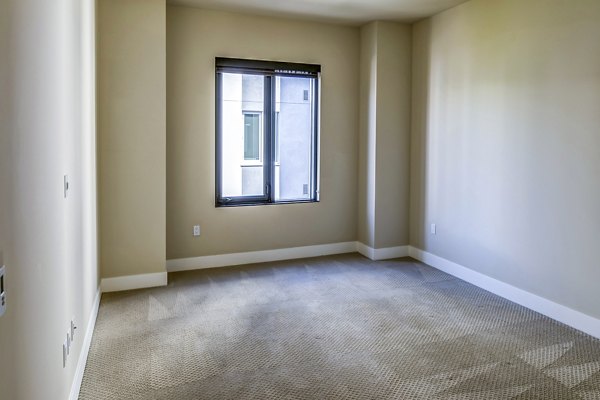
[193,225,201,237]
[431,223,437,235]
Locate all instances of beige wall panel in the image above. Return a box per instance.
[98,0,166,277]
[358,21,411,250]
[373,21,412,249]
[0,0,14,397]
[411,0,600,318]
[357,22,378,248]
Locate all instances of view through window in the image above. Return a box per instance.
[216,58,320,206]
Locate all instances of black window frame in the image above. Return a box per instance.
[215,57,321,207]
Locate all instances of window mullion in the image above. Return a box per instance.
[264,75,275,202]
[215,72,223,205]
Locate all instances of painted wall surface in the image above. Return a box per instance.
[411,0,600,319]
[0,0,98,398]
[358,21,411,249]
[166,7,359,259]
[357,22,378,248]
[98,0,166,278]
[0,0,13,397]
[373,22,411,249]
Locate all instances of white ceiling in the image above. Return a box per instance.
[167,0,470,25]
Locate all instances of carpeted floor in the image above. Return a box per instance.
[79,254,600,399]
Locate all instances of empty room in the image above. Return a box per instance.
[1,0,600,399]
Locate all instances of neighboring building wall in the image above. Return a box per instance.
[241,75,265,195]
[277,77,313,201]
[221,73,266,197]
[221,73,245,196]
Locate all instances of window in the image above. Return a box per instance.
[216,58,320,206]
[243,113,261,161]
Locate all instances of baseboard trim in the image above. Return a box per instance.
[167,242,357,272]
[357,243,409,261]
[356,242,375,259]
[69,287,101,400]
[100,272,167,293]
[167,242,411,272]
[408,246,600,340]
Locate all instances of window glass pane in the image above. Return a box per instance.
[274,76,315,202]
[220,73,264,197]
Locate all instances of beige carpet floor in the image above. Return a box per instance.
[79,254,600,399]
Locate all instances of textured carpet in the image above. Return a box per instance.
[79,254,600,399]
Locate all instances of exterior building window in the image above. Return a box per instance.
[243,113,261,161]
[215,58,321,206]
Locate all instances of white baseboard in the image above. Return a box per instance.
[357,243,409,261]
[356,242,375,259]
[100,272,167,293]
[167,242,357,272]
[69,287,101,400]
[408,246,600,340]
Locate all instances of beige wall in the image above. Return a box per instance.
[358,21,411,249]
[166,7,359,259]
[357,22,378,248]
[0,0,13,397]
[411,0,600,319]
[374,22,411,249]
[0,0,98,398]
[98,0,166,277]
